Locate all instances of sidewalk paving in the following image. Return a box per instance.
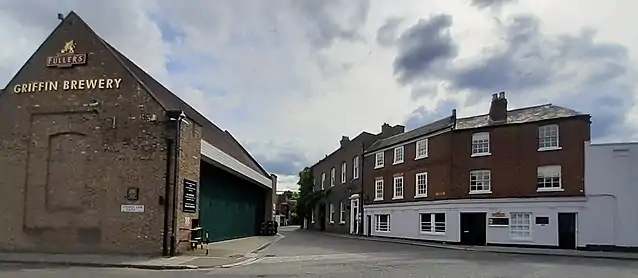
[306,229,638,261]
[0,234,284,270]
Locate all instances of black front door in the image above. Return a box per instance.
[558,213,577,249]
[366,215,372,236]
[318,203,326,231]
[460,212,487,246]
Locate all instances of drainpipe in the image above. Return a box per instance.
[162,138,173,256]
[169,111,185,257]
[359,142,365,236]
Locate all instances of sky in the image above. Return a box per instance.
[1,0,637,192]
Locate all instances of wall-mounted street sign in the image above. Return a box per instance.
[121,204,144,213]
[46,40,87,68]
[183,179,198,213]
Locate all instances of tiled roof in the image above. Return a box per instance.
[455,104,586,130]
[365,116,455,153]
[69,12,270,178]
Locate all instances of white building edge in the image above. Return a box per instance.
[363,141,638,250]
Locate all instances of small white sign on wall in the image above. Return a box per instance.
[121,204,145,213]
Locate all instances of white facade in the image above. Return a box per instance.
[364,197,586,247]
[580,142,638,248]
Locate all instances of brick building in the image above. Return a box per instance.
[0,12,275,256]
[362,92,592,249]
[309,126,402,235]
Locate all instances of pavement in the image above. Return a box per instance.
[3,227,638,277]
[307,229,638,261]
[0,234,282,270]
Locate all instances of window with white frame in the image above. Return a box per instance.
[538,124,560,150]
[537,165,562,191]
[321,173,326,190]
[415,139,428,159]
[375,152,384,168]
[469,170,491,193]
[374,178,384,201]
[393,146,404,164]
[330,167,335,187]
[341,162,347,183]
[415,172,428,197]
[329,203,335,223]
[375,214,390,232]
[420,213,445,234]
[353,156,360,179]
[311,210,315,223]
[393,176,404,199]
[510,212,532,238]
[339,202,346,223]
[471,132,490,156]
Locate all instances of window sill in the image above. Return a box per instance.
[339,221,346,225]
[311,221,315,224]
[471,152,491,157]
[373,198,384,201]
[392,161,404,165]
[375,230,391,233]
[392,196,404,200]
[414,195,428,198]
[420,232,445,236]
[537,188,564,192]
[415,155,428,160]
[509,237,534,242]
[469,190,492,195]
[374,165,384,170]
[538,146,562,152]
[329,221,335,224]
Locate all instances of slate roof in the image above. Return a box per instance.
[365,116,455,153]
[311,131,376,169]
[365,104,587,153]
[69,12,271,178]
[455,104,586,130]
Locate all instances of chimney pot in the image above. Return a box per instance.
[492,93,498,101]
[489,91,508,123]
[452,109,457,118]
[498,91,505,99]
[340,136,350,148]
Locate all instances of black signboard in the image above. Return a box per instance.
[182,179,198,213]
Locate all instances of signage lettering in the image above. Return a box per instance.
[46,40,87,68]
[13,78,122,94]
[183,179,198,213]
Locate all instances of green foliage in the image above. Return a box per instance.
[296,167,324,226]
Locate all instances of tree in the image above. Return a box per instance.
[296,167,324,229]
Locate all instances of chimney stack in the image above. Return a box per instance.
[488,91,508,123]
[340,136,350,148]
[451,109,457,119]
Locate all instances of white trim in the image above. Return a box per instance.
[349,194,360,200]
[364,127,452,157]
[364,196,588,209]
[201,139,271,188]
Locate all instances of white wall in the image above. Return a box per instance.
[364,197,587,247]
[582,142,638,248]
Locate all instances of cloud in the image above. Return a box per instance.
[391,12,638,141]
[404,99,458,130]
[470,0,517,10]
[376,17,403,47]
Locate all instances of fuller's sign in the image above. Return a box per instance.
[46,40,87,68]
[13,78,122,94]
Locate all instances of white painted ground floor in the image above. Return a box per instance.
[363,197,599,249]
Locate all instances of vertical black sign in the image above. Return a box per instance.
[183,179,198,213]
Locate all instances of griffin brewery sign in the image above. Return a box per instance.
[13,78,122,94]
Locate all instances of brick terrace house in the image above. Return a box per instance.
[309,126,402,235]
[362,92,592,249]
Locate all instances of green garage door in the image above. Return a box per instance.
[199,162,266,242]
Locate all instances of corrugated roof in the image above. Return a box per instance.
[69,12,270,178]
[365,116,455,153]
[455,104,586,130]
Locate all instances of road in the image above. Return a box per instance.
[3,227,638,277]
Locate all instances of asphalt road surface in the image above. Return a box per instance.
[3,227,638,277]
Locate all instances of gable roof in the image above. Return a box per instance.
[62,12,270,178]
[311,131,377,169]
[365,116,455,153]
[455,104,587,130]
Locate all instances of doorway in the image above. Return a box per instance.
[558,213,577,249]
[350,197,359,234]
[366,215,372,236]
[318,203,326,231]
[460,212,487,246]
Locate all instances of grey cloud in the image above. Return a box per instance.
[393,14,457,85]
[293,0,371,48]
[470,0,517,10]
[393,13,637,140]
[376,17,403,47]
[249,142,311,176]
[404,99,458,130]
